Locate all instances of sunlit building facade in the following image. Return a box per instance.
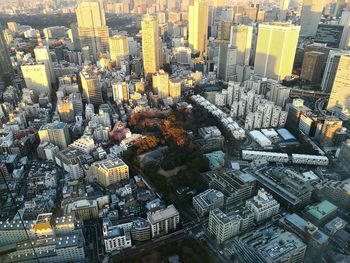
[300,0,325,37]
[109,35,129,62]
[230,25,253,66]
[254,22,300,81]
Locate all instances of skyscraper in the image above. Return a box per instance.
[76,1,109,62]
[340,11,350,49]
[280,0,290,10]
[254,22,300,81]
[80,69,103,105]
[152,70,169,99]
[218,44,237,81]
[109,35,129,62]
[321,50,350,93]
[230,25,253,66]
[300,0,325,37]
[188,0,209,54]
[327,54,350,113]
[141,14,160,76]
[34,33,56,84]
[21,63,52,96]
[0,25,14,82]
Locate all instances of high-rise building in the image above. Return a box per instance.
[301,51,326,83]
[21,63,52,96]
[230,25,253,66]
[112,81,129,102]
[0,25,14,82]
[321,50,350,93]
[169,78,181,99]
[93,158,129,187]
[152,70,169,98]
[280,0,290,10]
[188,0,209,54]
[109,35,129,61]
[216,21,231,42]
[340,11,350,49]
[141,14,160,76]
[80,69,103,105]
[327,54,350,113]
[334,0,346,18]
[218,44,237,81]
[34,37,56,84]
[254,22,300,81]
[300,0,325,37]
[38,121,71,150]
[315,24,344,48]
[76,1,109,62]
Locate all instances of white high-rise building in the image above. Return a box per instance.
[34,43,56,84]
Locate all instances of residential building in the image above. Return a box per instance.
[38,121,71,150]
[92,158,129,187]
[147,205,180,237]
[109,35,129,61]
[193,189,224,217]
[80,69,103,105]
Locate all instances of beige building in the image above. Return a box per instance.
[38,121,71,150]
[147,205,180,237]
[142,14,160,76]
[254,22,300,81]
[80,69,103,105]
[327,55,350,114]
[188,0,209,54]
[230,25,253,66]
[169,78,182,99]
[21,63,52,96]
[93,158,129,187]
[109,35,129,61]
[152,70,169,99]
[34,45,55,84]
[67,199,98,220]
[76,1,109,62]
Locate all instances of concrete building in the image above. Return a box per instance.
[152,70,169,99]
[327,54,350,114]
[245,188,280,222]
[169,78,181,99]
[218,44,237,81]
[208,208,241,244]
[109,35,129,61]
[141,14,160,75]
[188,0,209,54]
[193,189,225,217]
[305,200,338,226]
[254,22,300,81]
[131,218,151,242]
[340,11,350,49]
[230,25,253,66]
[92,158,129,187]
[66,199,98,220]
[34,43,55,84]
[76,0,109,61]
[0,25,13,82]
[300,0,325,37]
[21,63,52,96]
[147,205,180,237]
[80,69,103,105]
[301,51,326,83]
[38,121,71,150]
[315,24,344,48]
[102,218,132,252]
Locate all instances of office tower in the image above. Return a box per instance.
[112,81,129,102]
[300,0,325,37]
[109,35,129,62]
[76,1,109,62]
[169,78,181,99]
[7,22,18,32]
[301,51,326,83]
[334,0,346,18]
[93,158,129,187]
[141,14,160,76]
[280,0,290,10]
[152,70,169,98]
[315,24,344,48]
[218,44,237,81]
[327,54,350,113]
[80,70,103,105]
[340,11,350,49]
[0,25,14,82]
[269,84,291,107]
[34,34,56,84]
[321,50,350,93]
[188,0,209,54]
[21,63,52,96]
[230,25,253,65]
[254,22,300,81]
[319,118,343,147]
[217,21,232,42]
[38,121,71,150]
[68,23,81,51]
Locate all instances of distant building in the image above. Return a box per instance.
[109,35,129,61]
[142,14,160,75]
[300,0,324,37]
[21,63,52,96]
[304,200,338,226]
[301,51,327,83]
[315,24,344,48]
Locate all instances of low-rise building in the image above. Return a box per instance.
[147,205,180,238]
[192,189,224,217]
[304,200,338,226]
